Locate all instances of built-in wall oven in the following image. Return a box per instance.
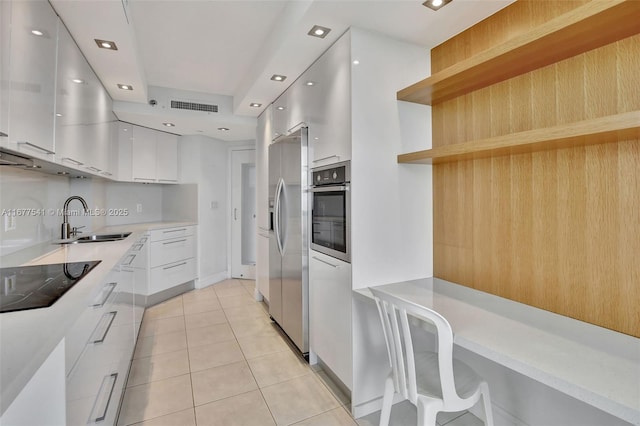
[310,161,350,263]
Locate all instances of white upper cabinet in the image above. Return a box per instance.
[131,125,157,182]
[306,33,352,166]
[6,0,58,159]
[272,91,288,141]
[55,21,114,176]
[116,121,133,181]
[155,131,178,183]
[122,124,178,184]
[0,1,10,143]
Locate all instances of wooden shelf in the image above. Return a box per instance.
[397,0,640,106]
[397,111,640,164]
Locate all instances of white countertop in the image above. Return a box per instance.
[0,221,196,415]
[355,278,640,425]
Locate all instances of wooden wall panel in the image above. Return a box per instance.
[431,1,639,337]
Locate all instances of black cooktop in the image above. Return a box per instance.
[0,261,101,314]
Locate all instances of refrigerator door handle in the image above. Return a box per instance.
[274,178,284,256]
[280,180,288,255]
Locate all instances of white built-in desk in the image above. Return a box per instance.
[354,277,640,425]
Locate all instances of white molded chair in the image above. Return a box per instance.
[370,288,494,426]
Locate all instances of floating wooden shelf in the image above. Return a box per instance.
[397,0,640,106]
[397,111,640,164]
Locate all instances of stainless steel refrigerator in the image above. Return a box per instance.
[268,127,309,358]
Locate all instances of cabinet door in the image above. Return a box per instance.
[306,33,351,166]
[272,91,288,141]
[309,251,352,389]
[54,22,89,169]
[0,1,10,144]
[132,125,157,182]
[285,78,308,133]
[156,131,178,183]
[8,1,58,159]
[116,121,133,181]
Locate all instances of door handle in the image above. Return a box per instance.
[274,179,284,256]
[312,256,340,268]
[234,208,238,220]
[16,141,55,155]
[92,311,117,343]
[93,373,118,422]
[92,283,117,307]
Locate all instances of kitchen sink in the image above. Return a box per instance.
[53,232,133,244]
[74,232,131,243]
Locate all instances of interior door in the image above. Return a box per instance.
[231,149,257,279]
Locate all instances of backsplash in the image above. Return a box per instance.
[0,167,196,258]
[0,168,71,256]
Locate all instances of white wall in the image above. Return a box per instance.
[349,27,432,290]
[179,134,235,287]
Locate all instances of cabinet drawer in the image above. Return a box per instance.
[150,236,195,267]
[149,226,194,242]
[149,258,197,294]
[65,280,119,375]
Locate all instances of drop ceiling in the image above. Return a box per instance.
[49,0,513,141]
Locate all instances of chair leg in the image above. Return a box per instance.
[378,374,395,426]
[416,398,439,426]
[479,382,494,426]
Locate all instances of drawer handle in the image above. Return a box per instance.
[16,141,55,154]
[312,155,339,163]
[163,239,187,245]
[93,373,118,422]
[92,282,116,307]
[158,179,178,182]
[61,157,84,166]
[92,311,117,344]
[101,171,113,176]
[86,166,101,172]
[163,228,187,233]
[134,178,155,182]
[163,262,187,270]
[312,256,340,268]
[121,254,136,265]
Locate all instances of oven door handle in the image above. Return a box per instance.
[310,185,349,192]
[274,178,284,256]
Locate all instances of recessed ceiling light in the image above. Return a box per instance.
[95,39,118,50]
[218,127,230,131]
[306,81,315,86]
[56,113,63,117]
[270,74,287,82]
[308,25,331,39]
[163,122,175,127]
[422,0,453,11]
[117,84,133,90]
[250,103,262,108]
[352,60,360,65]
[31,30,44,36]
[57,171,69,175]
[276,106,285,111]
[72,79,84,84]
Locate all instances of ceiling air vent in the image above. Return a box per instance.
[171,100,218,113]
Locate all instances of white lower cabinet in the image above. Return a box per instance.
[130,226,197,297]
[309,250,352,390]
[65,261,137,426]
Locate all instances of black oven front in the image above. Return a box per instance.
[310,161,350,263]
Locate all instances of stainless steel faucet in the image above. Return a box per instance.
[61,196,89,239]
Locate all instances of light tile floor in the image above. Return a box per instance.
[117,279,356,426]
[118,278,484,426]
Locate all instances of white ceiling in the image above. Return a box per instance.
[49,0,513,141]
